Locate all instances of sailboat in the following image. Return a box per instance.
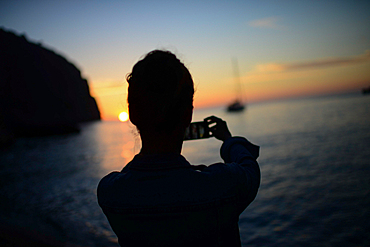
[227,58,245,112]
[227,100,245,112]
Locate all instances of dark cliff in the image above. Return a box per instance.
[0,28,100,146]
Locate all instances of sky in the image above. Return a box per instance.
[1,0,370,120]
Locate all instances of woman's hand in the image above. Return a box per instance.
[205,116,232,142]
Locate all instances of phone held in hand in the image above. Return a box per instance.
[184,121,213,141]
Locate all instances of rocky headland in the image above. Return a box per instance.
[0,28,100,147]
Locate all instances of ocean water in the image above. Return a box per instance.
[1,93,369,246]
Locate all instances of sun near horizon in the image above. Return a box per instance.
[118,111,129,122]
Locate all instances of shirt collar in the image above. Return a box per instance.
[125,153,191,171]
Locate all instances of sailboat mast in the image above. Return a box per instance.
[231,57,244,103]
[227,57,246,112]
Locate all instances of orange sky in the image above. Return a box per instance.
[3,1,369,121]
[91,52,370,121]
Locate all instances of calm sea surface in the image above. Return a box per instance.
[1,93,369,246]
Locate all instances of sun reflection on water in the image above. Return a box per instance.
[97,121,140,172]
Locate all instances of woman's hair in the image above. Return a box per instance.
[127,50,194,132]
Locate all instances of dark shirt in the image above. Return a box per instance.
[97,137,260,247]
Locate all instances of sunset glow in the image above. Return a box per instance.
[2,1,369,121]
[118,112,129,122]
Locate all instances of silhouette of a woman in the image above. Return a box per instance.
[98,50,260,247]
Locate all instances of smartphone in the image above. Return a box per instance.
[184,121,212,141]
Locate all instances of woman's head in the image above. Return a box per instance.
[127,50,194,133]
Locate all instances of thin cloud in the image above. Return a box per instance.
[248,17,283,30]
[256,50,370,73]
